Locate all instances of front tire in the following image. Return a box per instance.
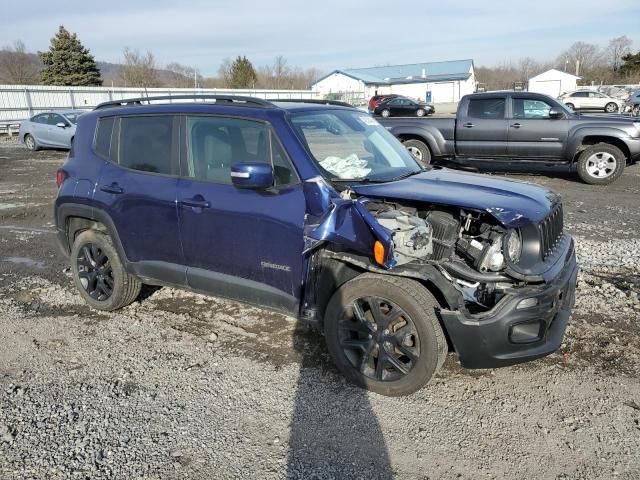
[24,134,38,151]
[403,139,432,166]
[324,274,447,396]
[576,143,625,185]
[416,109,426,117]
[71,230,142,311]
[565,103,575,111]
[604,102,618,113]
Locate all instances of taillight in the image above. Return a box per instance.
[56,169,67,188]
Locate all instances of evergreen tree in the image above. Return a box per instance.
[229,56,257,88]
[619,51,640,77]
[38,26,102,86]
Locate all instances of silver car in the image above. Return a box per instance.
[18,110,84,150]
[559,90,622,113]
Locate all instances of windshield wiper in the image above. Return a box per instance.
[384,169,424,182]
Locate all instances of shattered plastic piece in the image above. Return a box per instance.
[319,154,371,179]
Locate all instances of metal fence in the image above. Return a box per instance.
[0,85,319,125]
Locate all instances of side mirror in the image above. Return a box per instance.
[230,162,274,189]
[548,108,564,119]
[56,122,68,128]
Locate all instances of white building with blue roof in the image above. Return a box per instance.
[312,59,476,105]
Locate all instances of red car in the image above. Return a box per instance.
[368,94,400,112]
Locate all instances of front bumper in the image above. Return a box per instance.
[440,239,578,369]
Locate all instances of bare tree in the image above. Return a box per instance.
[557,42,601,76]
[0,40,40,85]
[217,57,233,87]
[606,36,633,72]
[166,62,201,88]
[118,47,161,87]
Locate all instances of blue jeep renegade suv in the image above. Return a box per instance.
[54,95,578,396]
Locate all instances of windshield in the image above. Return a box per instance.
[290,110,422,182]
[63,112,82,124]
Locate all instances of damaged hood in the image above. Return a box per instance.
[350,167,558,227]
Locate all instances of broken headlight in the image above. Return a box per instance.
[504,229,522,264]
[478,236,505,272]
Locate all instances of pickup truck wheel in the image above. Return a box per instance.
[71,230,142,311]
[604,102,618,113]
[381,109,390,118]
[403,139,431,166]
[324,273,447,396]
[565,103,575,111]
[577,143,625,185]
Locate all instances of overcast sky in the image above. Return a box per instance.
[2,0,639,76]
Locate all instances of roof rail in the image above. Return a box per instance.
[273,98,354,108]
[95,94,273,110]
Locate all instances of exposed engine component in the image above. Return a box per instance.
[367,202,514,312]
[376,210,432,266]
[425,211,459,260]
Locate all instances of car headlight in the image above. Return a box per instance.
[504,229,522,264]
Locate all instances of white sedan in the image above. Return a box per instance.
[559,90,622,113]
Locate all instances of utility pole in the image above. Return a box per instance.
[575,60,580,77]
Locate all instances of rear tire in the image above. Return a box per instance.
[565,103,575,111]
[576,143,625,185]
[604,102,618,113]
[381,109,390,118]
[324,274,447,396]
[24,134,38,151]
[71,230,141,311]
[403,139,432,166]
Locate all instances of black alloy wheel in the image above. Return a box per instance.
[76,243,114,301]
[338,296,420,382]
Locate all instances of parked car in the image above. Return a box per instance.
[380,92,640,185]
[18,110,84,151]
[624,90,640,117]
[368,94,400,112]
[55,95,577,396]
[373,96,435,118]
[560,90,622,113]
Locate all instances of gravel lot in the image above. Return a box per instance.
[0,136,639,479]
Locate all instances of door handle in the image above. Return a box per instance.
[180,197,211,209]
[462,123,474,128]
[510,123,522,129]
[100,183,124,194]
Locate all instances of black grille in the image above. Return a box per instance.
[539,203,564,260]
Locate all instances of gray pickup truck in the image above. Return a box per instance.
[380,92,640,184]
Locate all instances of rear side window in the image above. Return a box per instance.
[118,116,177,175]
[467,98,505,119]
[94,117,114,159]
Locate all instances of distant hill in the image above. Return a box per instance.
[0,52,182,87]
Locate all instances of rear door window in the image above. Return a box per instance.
[117,115,178,175]
[467,98,506,119]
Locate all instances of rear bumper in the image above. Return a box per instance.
[440,240,578,369]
